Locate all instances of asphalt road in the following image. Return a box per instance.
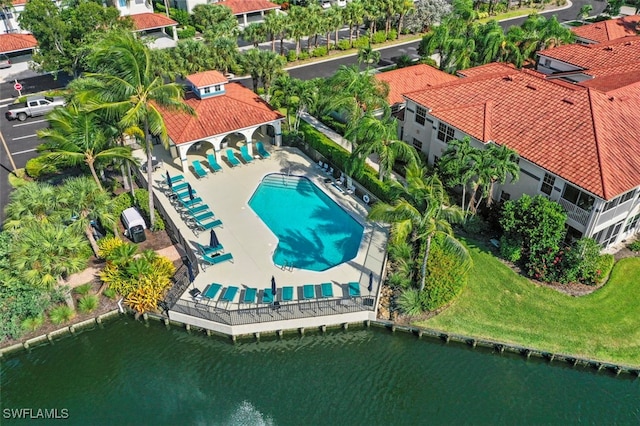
[0,1,607,225]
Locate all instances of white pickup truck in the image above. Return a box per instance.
[5,96,66,121]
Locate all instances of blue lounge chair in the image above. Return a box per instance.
[303,284,315,300]
[174,188,197,202]
[182,203,210,217]
[199,283,222,303]
[170,181,189,194]
[262,288,274,304]
[282,286,294,302]
[207,153,223,172]
[179,197,203,210]
[192,160,208,178]
[192,217,223,236]
[240,145,253,163]
[201,252,233,269]
[221,286,239,307]
[190,210,214,223]
[164,173,184,189]
[321,282,333,298]
[255,141,270,158]
[226,149,241,167]
[196,242,223,256]
[348,282,361,297]
[243,288,257,305]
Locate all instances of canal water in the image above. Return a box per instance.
[1,318,638,425]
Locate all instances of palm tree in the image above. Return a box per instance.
[482,144,520,207]
[346,112,417,180]
[242,23,267,48]
[173,39,216,76]
[209,37,239,75]
[4,181,63,229]
[58,177,117,256]
[240,48,263,92]
[79,31,194,229]
[324,6,343,51]
[396,0,415,34]
[437,136,481,212]
[287,6,308,56]
[343,0,365,47]
[270,75,318,133]
[305,4,324,50]
[264,11,287,54]
[35,105,135,191]
[578,4,592,22]
[369,164,470,291]
[357,43,381,66]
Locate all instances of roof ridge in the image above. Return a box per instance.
[587,88,608,200]
[483,101,492,142]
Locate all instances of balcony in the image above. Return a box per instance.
[558,197,591,226]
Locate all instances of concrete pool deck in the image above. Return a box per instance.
[139,144,389,336]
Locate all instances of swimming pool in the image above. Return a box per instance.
[249,174,364,271]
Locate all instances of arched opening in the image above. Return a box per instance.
[252,124,277,146]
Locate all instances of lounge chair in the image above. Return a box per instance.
[240,145,253,163]
[196,242,224,256]
[170,181,189,194]
[221,286,239,307]
[346,177,355,194]
[179,197,203,210]
[207,153,223,172]
[243,288,257,305]
[174,187,197,202]
[182,203,210,218]
[201,252,234,269]
[348,282,361,297]
[262,288,274,304]
[226,149,241,167]
[199,283,222,303]
[255,141,271,158]
[164,173,184,189]
[190,210,215,223]
[321,282,333,298]
[192,160,208,178]
[282,286,294,302]
[303,284,315,300]
[192,217,223,236]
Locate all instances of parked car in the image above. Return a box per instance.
[0,54,10,69]
[5,95,66,121]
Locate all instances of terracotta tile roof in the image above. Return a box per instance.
[456,62,516,77]
[374,64,457,105]
[10,0,27,5]
[159,82,284,145]
[404,68,640,199]
[128,13,177,31]
[572,15,640,43]
[215,0,280,15]
[538,36,640,70]
[186,70,228,87]
[579,68,640,92]
[0,33,37,54]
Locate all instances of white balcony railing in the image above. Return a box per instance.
[557,197,591,226]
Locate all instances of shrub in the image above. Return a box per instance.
[398,289,423,315]
[170,8,190,27]
[103,287,117,299]
[499,236,522,262]
[477,11,489,18]
[49,305,76,325]
[628,241,640,252]
[595,254,614,285]
[21,315,44,332]
[78,295,99,313]
[336,40,351,51]
[74,283,92,296]
[298,51,310,60]
[354,36,370,49]
[177,25,196,39]
[97,236,125,259]
[372,31,387,44]
[133,189,165,231]
[25,157,59,179]
[312,46,328,57]
[422,235,469,310]
[556,237,602,285]
[125,284,163,314]
[112,192,135,220]
[462,216,490,235]
[387,29,398,41]
[286,50,297,62]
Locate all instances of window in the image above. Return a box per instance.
[415,105,426,125]
[543,58,551,67]
[0,11,13,19]
[624,213,640,233]
[214,84,222,92]
[412,138,423,150]
[203,87,211,94]
[561,184,594,212]
[500,191,511,202]
[540,173,555,196]
[118,0,126,7]
[437,123,454,143]
[593,220,624,247]
[602,197,619,212]
[619,190,635,204]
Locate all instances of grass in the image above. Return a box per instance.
[416,239,640,367]
[477,8,540,24]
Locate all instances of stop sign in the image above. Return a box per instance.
[14,82,22,91]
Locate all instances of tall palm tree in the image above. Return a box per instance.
[269,75,318,133]
[437,136,481,212]
[324,6,343,52]
[242,22,267,48]
[482,144,520,207]
[396,0,415,35]
[343,0,365,47]
[369,164,470,291]
[79,31,194,229]
[346,112,417,180]
[240,48,263,92]
[357,43,381,66]
[35,105,135,191]
[173,39,216,76]
[209,37,239,75]
[263,11,287,54]
[287,6,308,56]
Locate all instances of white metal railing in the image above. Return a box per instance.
[557,197,591,226]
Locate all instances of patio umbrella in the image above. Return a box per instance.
[188,183,194,200]
[209,229,220,248]
[271,275,277,298]
[368,272,373,293]
[166,171,173,190]
[187,261,195,283]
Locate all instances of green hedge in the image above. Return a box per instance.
[596,254,615,285]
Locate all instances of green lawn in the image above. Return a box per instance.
[477,8,539,24]
[417,239,640,367]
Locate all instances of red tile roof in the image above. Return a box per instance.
[375,64,457,105]
[572,15,640,43]
[128,13,177,31]
[538,36,640,70]
[456,62,516,77]
[10,0,26,5]
[0,33,37,54]
[215,0,280,15]
[159,82,284,145]
[187,70,228,87]
[404,68,640,200]
[579,68,640,92]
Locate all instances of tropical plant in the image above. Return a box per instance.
[437,136,481,213]
[357,43,381,66]
[74,283,93,296]
[124,284,163,314]
[21,315,44,332]
[478,144,520,208]
[242,22,267,47]
[369,164,470,291]
[79,32,194,229]
[191,4,239,37]
[346,112,418,181]
[263,11,288,54]
[208,37,240,75]
[343,0,365,47]
[171,39,216,76]
[49,305,76,325]
[240,48,286,95]
[269,75,319,133]
[78,294,99,313]
[35,106,135,191]
[3,181,63,229]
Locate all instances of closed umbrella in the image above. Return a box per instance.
[271,276,277,298]
[368,272,373,294]
[209,229,220,248]
[188,183,194,200]
[166,171,173,190]
[187,261,195,283]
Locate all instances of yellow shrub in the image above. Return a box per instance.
[97,236,124,259]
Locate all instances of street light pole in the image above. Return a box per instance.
[0,128,17,173]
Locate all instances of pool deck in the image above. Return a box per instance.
[141,144,388,336]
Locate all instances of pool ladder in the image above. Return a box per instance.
[281,261,294,272]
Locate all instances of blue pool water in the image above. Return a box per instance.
[249,174,364,271]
